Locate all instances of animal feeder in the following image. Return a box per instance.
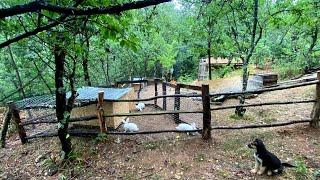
[251,73,278,87]
[69,87,135,129]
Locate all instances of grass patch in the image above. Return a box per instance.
[194,153,205,162]
[93,133,108,144]
[220,137,250,158]
[294,156,308,178]
[229,114,254,121]
[123,171,137,180]
[255,109,277,123]
[144,142,158,150]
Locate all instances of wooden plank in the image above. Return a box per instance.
[9,102,27,144]
[163,82,177,88]
[97,91,107,133]
[162,82,167,110]
[154,79,158,106]
[210,80,319,97]
[103,109,203,118]
[201,84,211,140]
[179,84,202,91]
[0,106,12,148]
[174,84,181,123]
[311,71,320,128]
[116,79,148,84]
[26,119,311,139]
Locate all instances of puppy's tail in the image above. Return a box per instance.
[282,162,295,168]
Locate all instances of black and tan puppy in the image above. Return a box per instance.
[248,138,295,175]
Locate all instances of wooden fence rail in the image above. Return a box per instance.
[211,99,316,111]
[21,99,316,126]
[210,80,319,97]
[25,119,312,140]
[2,74,320,147]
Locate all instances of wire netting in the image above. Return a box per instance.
[12,81,205,140]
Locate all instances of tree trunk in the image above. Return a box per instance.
[7,43,26,98]
[100,56,109,85]
[144,55,148,78]
[83,35,91,86]
[306,26,318,72]
[235,0,259,117]
[207,32,212,80]
[54,42,72,156]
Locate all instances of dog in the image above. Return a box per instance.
[248,138,295,175]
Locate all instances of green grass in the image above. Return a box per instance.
[143,142,158,150]
[229,114,254,121]
[194,153,205,162]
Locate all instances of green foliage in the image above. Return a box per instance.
[93,133,108,143]
[178,74,194,83]
[294,157,308,177]
[144,142,158,150]
[214,66,234,78]
[313,169,320,180]
[273,61,304,80]
[0,0,319,102]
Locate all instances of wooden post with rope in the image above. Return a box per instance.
[201,84,211,140]
[310,71,320,128]
[97,91,107,133]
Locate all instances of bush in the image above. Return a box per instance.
[178,74,195,83]
[272,61,304,80]
[214,65,234,78]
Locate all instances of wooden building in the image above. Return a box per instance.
[70,87,135,129]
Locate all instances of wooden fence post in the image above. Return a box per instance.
[311,71,320,128]
[97,91,107,133]
[9,102,27,144]
[201,84,211,140]
[174,83,181,123]
[154,78,159,107]
[162,82,167,110]
[0,103,13,148]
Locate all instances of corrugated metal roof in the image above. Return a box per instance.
[68,86,132,101]
[15,87,132,109]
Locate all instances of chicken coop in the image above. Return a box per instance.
[70,87,135,129]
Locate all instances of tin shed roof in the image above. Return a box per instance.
[69,86,132,101]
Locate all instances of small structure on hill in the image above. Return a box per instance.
[198,57,243,80]
[250,73,278,87]
[70,87,135,129]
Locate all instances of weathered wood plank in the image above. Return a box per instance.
[311,71,320,128]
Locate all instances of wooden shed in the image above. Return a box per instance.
[70,87,135,129]
[132,77,146,91]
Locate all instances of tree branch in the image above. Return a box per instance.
[0,0,171,19]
